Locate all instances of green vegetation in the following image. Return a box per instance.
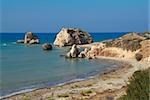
[104,39,142,52]
[120,69,149,100]
[104,41,113,47]
[57,93,69,98]
[23,95,30,100]
[80,90,92,96]
[103,33,150,52]
[47,96,55,100]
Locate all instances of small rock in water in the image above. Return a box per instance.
[42,43,52,50]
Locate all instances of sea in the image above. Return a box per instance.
[0,32,127,98]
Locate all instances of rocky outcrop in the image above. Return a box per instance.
[86,43,107,59]
[66,44,80,58]
[64,32,150,61]
[78,48,89,58]
[17,32,39,44]
[138,32,150,39]
[54,28,93,47]
[103,32,146,52]
[24,32,39,44]
[85,32,150,61]
[42,43,52,50]
[136,40,150,61]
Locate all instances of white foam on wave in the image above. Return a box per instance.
[0,88,37,99]
[3,43,7,46]
[0,69,104,99]
[57,78,85,86]
[12,42,17,44]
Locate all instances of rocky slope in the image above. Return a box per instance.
[103,32,147,52]
[78,32,150,62]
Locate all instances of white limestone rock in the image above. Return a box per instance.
[54,28,93,47]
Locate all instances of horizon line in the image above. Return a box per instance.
[0,31,141,34]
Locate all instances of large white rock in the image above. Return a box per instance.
[54,28,93,47]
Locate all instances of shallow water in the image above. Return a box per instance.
[0,32,127,97]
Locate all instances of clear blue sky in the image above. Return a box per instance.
[1,0,149,33]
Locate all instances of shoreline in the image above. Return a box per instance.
[1,58,124,99]
[3,56,149,100]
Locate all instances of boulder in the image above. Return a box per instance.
[66,44,80,58]
[54,28,93,47]
[42,43,52,50]
[78,48,89,58]
[135,53,143,61]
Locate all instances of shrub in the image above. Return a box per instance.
[105,41,113,47]
[80,90,92,96]
[47,96,55,100]
[23,95,30,100]
[57,93,69,98]
[120,69,149,100]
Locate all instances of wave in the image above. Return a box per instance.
[0,88,37,99]
[0,69,101,99]
[0,60,121,99]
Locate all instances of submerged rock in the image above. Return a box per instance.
[42,43,52,50]
[54,28,93,47]
[66,44,80,58]
[16,40,24,43]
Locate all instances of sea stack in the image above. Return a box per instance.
[16,32,40,44]
[53,28,93,47]
[24,32,39,44]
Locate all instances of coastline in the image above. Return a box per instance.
[1,58,123,99]
[3,56,149,100]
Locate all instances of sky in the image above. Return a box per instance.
[0,0,149,33]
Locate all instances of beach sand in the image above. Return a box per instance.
[4,56,150,100]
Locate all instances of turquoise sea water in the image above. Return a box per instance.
[0,32,127,97]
